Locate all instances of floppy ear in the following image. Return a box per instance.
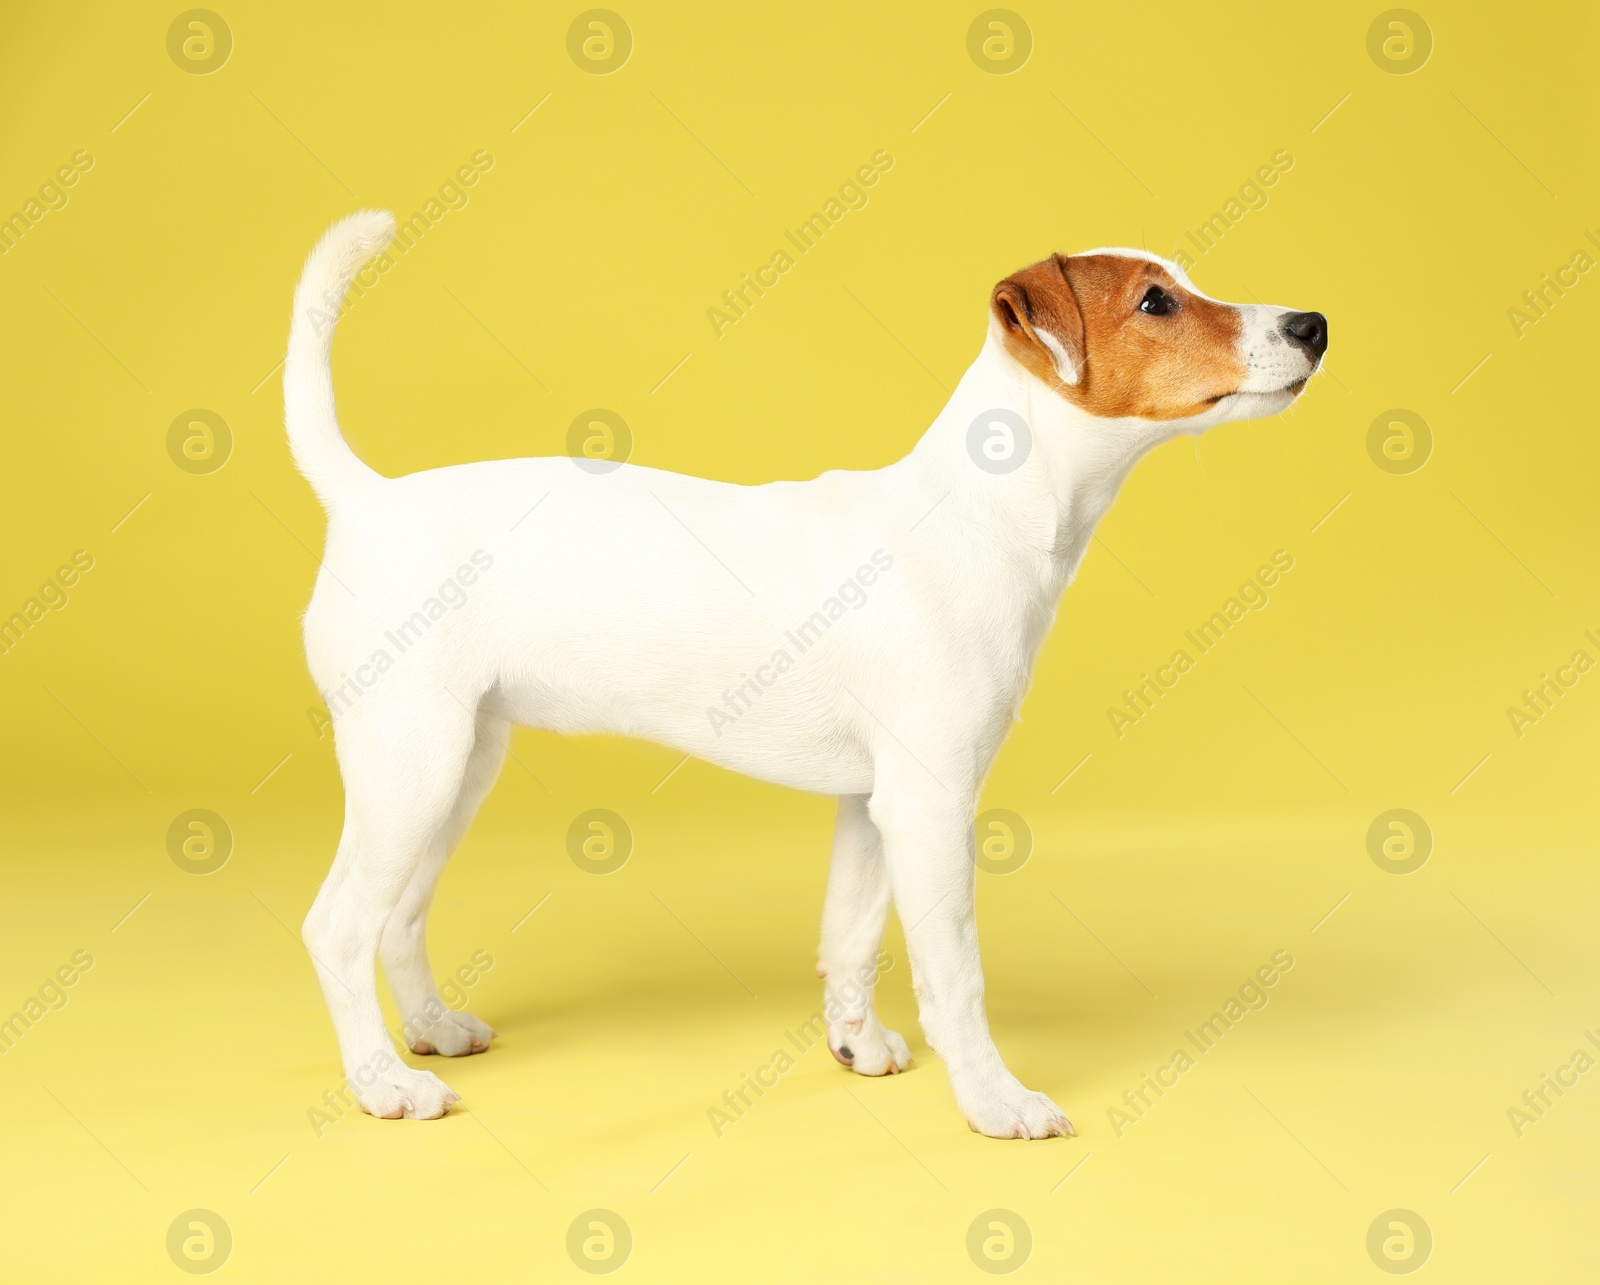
[990,254,1086,387]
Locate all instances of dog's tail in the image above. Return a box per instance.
[283,210,395,509]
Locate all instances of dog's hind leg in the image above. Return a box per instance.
[818,794,912,1075]
[380,709,509,1057]
[302,693,479,1119]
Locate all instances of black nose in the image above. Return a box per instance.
[1281,311,1327,360]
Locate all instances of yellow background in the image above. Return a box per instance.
[2,1,1596,1279]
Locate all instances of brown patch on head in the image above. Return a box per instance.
[991,253,1245,419]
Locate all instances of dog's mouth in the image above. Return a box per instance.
[1205,378,1308,405]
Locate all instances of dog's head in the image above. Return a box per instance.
[990,250,1325,427]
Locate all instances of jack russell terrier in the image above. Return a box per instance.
[287,211,1326,1138]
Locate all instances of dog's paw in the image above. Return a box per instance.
[356,1064,460,1120]
[958,1074,1073,1140]
[829,1016,913,1076]
[409,1009,495,1057]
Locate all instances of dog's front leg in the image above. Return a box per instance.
[818,794,912,1075]
[868,759,1073,1139]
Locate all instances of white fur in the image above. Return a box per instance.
[1036,326,1082,385]
[290,211,1320,1136]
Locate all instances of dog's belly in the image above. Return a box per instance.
[487,674,877,796]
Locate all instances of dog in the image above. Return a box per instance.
[287,211,1325,1138]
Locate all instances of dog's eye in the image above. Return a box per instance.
[1139,286,1174,316]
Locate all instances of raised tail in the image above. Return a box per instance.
[283,210,395,508]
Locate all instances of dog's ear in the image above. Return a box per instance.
[991,254,1086,387]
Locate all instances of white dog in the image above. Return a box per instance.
[288,211,1325,1137]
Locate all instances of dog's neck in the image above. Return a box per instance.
[907,323,1179,602]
